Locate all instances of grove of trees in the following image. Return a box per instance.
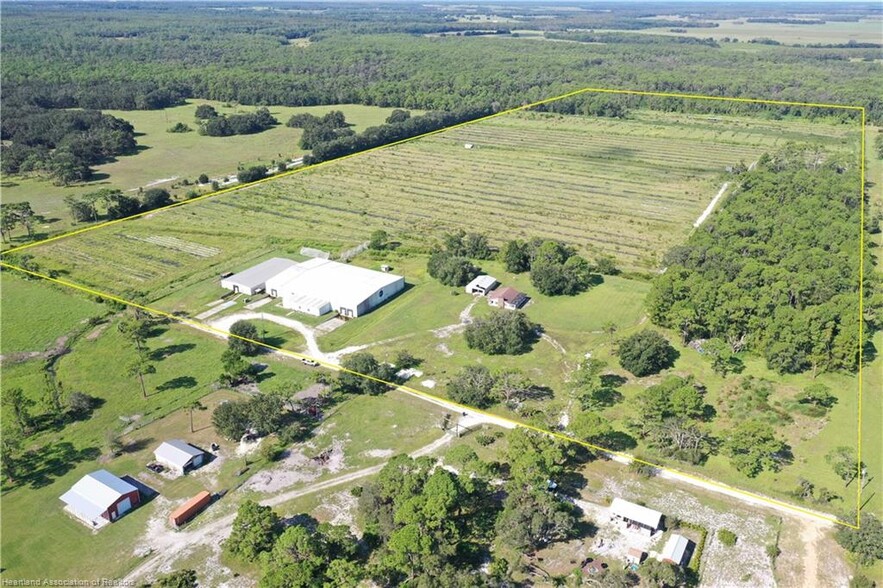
[647,146,877,375]
[197,107,278,137]
[1,107,137,185]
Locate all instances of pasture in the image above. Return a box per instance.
[614,18,883,45]
[0,273,105,355]
[24,109,858,301]
[0,101,412,238]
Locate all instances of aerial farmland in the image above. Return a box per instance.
[1,2,881,585]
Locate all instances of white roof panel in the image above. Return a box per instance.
[225,258,299,289]
[610,497,663,529]
[270,258,403,309]
[60,490,107,520]
[61,470,137,512]
[465,275,498,290]
[154,440,203,468]
[662,533,690,564]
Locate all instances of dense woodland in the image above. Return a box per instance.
[1,3,881,123]
[648,145,879,375]
[0,108,137,184]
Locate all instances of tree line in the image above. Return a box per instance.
[304,106,494,165]
[5,5,878,121]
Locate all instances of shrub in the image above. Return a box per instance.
[237,165,268,183]
[765,544,780,559]
[167,122,191,133]
[475,434,496,446]
[198,173,210,184]
[718,529,738,546]
[260,440,284,462]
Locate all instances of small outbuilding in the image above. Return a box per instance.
[60,470,141,527]
[154,440,205,475]
[220,258,299,295]
[609,498,663,535]
[661,533,693,567]
[488,286,529,310]
[626,547,646,566]
[465,275,499,296]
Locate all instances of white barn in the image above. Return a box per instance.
[266,258,404,318]
[154,440,205,475]
[60,470,141,527]
[221,258,298,295]
[465,275,499,296]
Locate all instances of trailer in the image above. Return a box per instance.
[169,490,212,527]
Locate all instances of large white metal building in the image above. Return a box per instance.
[265,258,404,318]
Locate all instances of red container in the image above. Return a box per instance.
[169,491,212,526]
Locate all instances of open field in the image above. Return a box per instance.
[0,101,414,239]
[608,18,883,45]
[0,273,105,355]
[22,109,858,299]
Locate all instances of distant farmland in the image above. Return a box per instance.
[27,110,856,299]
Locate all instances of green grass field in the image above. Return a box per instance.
[0,273,105,355]
[0,101,415,240]
[23,109,857,300]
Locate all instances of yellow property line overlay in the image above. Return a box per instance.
[0,261,863,530]
[0,86,866,529]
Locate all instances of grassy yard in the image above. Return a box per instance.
[0,273,106,355]
[0,101,415,240]
[22,109,857,297]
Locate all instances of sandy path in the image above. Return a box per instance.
[693,182,729,228]
[206,311,384,364]
[799,522,822,588]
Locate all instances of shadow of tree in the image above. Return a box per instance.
[602,431,638,451]
[155,376,197,392]
[148,343,196,361]
[16,442,101,489]
[122,437,154,454]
